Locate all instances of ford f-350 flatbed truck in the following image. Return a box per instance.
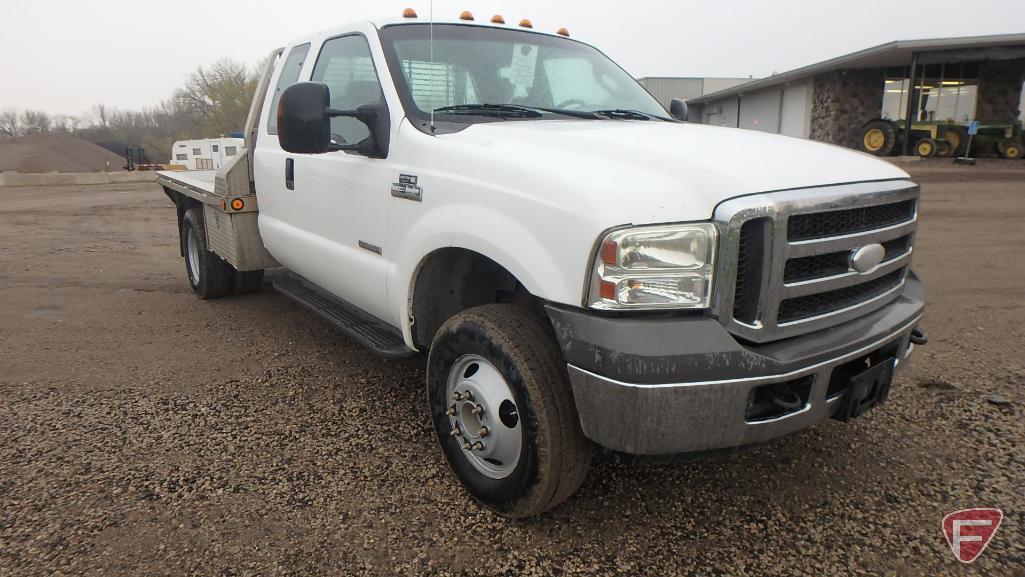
[158,12,926,518]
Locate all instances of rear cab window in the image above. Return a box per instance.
[267,43,312,135]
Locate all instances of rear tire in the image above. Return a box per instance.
[427,304,591,518]
[934,140,953,158]
[1001,141,1023,160]
[861,120,897,156]
[916,138,938,158]
[183,208,232,299]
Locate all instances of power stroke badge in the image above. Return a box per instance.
[391,174,423,202]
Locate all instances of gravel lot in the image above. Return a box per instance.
[1,162,1023,576]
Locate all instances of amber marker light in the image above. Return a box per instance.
[600,239,618,266]
[519,19,533,28]
[491,15,505,24]
[459,10,474,20]
[402,8,417,18]
[230,198,245,211]
[600,280,616,301]
[557,28,570,37]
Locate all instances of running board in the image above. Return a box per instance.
[273,274,415,359]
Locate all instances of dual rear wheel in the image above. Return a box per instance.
[182,208,264,299]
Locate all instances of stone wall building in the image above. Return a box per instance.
[685,33,1025,157]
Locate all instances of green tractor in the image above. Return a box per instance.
[860,119,1024,159]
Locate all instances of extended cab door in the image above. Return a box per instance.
[255,34,394,322]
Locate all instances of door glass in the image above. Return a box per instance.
[268,43,312,135]
[312,35,384,147]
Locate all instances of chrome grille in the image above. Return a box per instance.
[714,180,918,343]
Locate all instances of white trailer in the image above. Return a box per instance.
[170,137,245,170]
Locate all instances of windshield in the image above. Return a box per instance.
[378,23,669,127]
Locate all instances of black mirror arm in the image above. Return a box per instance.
[325,106,378,124]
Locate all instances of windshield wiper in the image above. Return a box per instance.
[432,103,603,120]
[510,105,601,119]
[432,104,543,118]
[592,109,667,121]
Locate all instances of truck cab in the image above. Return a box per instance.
[158,13,926,518]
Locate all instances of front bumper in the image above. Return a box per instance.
[545,273,925,455]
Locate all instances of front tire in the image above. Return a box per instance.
[427,304,591,518]
[183,208,232,299]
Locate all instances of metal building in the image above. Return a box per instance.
[637,77,751,109]
[686,33,1025,158]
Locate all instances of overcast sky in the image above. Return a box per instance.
[2,0,1023,119]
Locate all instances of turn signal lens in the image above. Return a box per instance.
[402,8,417,18]
[230,198,245,211]
[519,19,533,28]
[459,10,474,20]
[491,14,505,24]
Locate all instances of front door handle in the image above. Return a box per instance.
[285,158,295,190]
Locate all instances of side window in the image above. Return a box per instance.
[192,148,201,156]
[175,154,187,161]
[225,146,237,156]
[268,43,311,135]
[311,35,383,146]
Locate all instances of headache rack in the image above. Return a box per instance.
[713,180,919,344]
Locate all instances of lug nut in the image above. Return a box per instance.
[477,426,489,438]
[445,405,457,416]
[472,441,485,451]
[461,441,472,450]
[450,426,461,437]
[471,404,484,415]
[452,391,462,401]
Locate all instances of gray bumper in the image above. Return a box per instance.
[545,273,925,455]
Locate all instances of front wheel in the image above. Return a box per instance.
[427,304,591,518]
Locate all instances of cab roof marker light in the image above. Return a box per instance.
[491,15,505,24]
[402,8,418,18]
[519,19,533,28]
[459,10,474,21]
[557,27,570,37]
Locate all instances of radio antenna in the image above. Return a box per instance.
[429,0,436,134]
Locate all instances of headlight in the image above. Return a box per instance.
[586,223,717,310]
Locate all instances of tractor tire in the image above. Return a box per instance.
[916,138,938,158]
[861,120,897,156]
[1000,140,1024,160]
[934,140,953,158]
[946,126,968,156]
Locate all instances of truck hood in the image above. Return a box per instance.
[439,120,911,224]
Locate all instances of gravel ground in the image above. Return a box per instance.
[1,165,1023,576]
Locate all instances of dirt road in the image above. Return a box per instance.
[1,165,1023,576]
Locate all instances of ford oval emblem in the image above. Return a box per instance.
[850,243,885,273]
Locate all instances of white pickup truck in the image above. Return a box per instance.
[157,12,926,518]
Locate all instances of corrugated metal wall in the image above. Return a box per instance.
[638,78,705,108]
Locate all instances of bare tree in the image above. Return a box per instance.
[21,110,52,134]
[174,58,257,136]
[92,104,109,129]
[0,108,21,139]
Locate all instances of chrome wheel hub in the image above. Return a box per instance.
[186,227,201,285]
[445,355,521,479]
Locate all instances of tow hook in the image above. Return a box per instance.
[910,327,928,346]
